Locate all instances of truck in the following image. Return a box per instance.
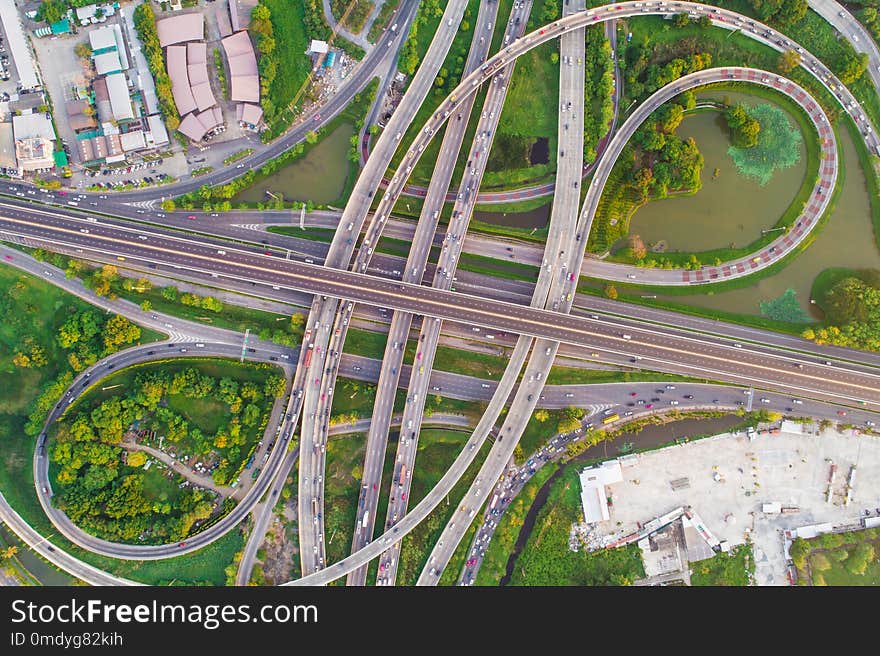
[303,348,313,369]
[361,510,370,529]
[490,494,499,511]
[602,413,619,425]
[399,464,406,487]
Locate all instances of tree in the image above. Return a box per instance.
[1,545,18,560]
[698,15,712,28]
[74,42,92,60]
[305,131,318,144]
[777,50,801,73]
[37,0,66,24]
[604,284,618,300]
[674,12,690,28]
[534,409,549,422]
[12,352,31,368]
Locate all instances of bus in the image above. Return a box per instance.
[490,494,499,511]
[602,413,619,425]
[361,511,369,529]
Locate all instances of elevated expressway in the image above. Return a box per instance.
[296,0,475,575]
[281,3,879,585]
[0,2,877,576]
[346,0,512,586]
[375,0,588,586]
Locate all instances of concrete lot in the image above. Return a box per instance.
[593,425,880,585]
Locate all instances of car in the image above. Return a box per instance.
[684,394,694,399]
[179,542,187,547]
[313,113,321,121]
[645,403,653,409]
[629,392,638,397]
[187,215,196,220]
[837,410,847,416]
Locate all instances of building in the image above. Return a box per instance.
[324,51,337,68]
[121,5,159,116]
[92,77,113,123]
[186,41,216,112]
[236,102,262,129]
[0,121,17,173]
[12,113,54,141]
[308,39,329,55]
[15,136,54,171]
[221,30,259,105]
[104,72,134,121]
[579,460,623,524]
[146,114,169,147]
[229,0,258,32]
[89,25,117,54]
[93,50,123,76]
[156,13,204,47]
[66,100,97,132]
[120,129,146,152]
[0,0,41,89]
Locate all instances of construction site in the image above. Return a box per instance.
[570,422,880,585]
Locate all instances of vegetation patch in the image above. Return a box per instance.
[759,288,810,323]
[727,103,802,185]
[48,359,285,544]
[790,527,880,585]
[804,268,880,351]
[507,466,645,585]
[690,542,754,585]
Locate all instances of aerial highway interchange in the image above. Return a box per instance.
[2,0,880,588]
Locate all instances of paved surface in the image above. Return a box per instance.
[582,426,880,586]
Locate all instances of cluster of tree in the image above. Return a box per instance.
[12,336,48,369]
[624,40,713,100]
[398,0,445,76]
[748,0,808,25]
[582,28,615,164]
[179,292,223,313]
[862,6,880,45]
[250,2,280,120]
[724,104,762,148]
[133,3,180,131]
[49,364,284,541]
[37,0,67,25]
[556,406,586,434]
[803,272,880,351]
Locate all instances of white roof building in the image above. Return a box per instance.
[89,26,117,52]
[579,460,623,524]
[104,73,134,121]
[94,50,122,75]
[308,39,329,54]
[0,0,40,89]
[146,114,169,146]
[12,113,54,141]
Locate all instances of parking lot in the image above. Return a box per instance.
[592,425,880,585]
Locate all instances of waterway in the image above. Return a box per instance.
[658,126,877,319]
[233,123,356,205]
[499,414,745,585]
[628,90,807,252]
[473,203,550,229]
[0,524,74,585]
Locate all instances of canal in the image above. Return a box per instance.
[233,123,356,205]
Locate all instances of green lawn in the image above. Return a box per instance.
[690,543,754,585]
[507,465,645,585]
[260,0,312,139]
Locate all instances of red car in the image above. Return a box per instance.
[372,483,377,490]
[187,215,196,220]
[629,392,638,397]
[646,403,654,409]
[58,190,68,196]
[179,542,187,547]
[837,410,847,416]
[313,114,321,121]
[3,255,11,260]
[466,558,476,567]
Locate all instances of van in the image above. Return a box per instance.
[217,250,226,255]
[347,222,353,231]
[481,383,490,389]
[407,419,413,429]
[621,334,632,340]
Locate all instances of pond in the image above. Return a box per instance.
[628,90,808,253]
[233,123,356,205]
[658,126,877,319]
[473,203,550,229]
